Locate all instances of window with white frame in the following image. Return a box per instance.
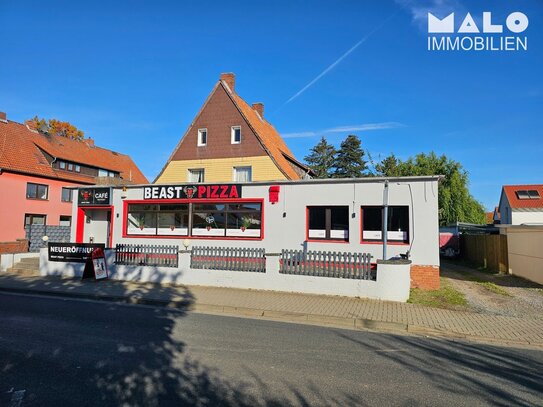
[233,166,252,182]
[188,168,205,183]
[197,128,207,146]
[231,126,241,144]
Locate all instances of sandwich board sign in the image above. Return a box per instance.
[82,247,108,280]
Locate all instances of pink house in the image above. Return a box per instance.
[0,111,148,248]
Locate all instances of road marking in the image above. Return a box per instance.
[8,389,25,407]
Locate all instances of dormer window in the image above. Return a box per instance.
[59,161,66,169]
[197,128,207,147]
[231,126,241,144]
[516,190,540,200]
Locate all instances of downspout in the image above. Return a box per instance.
[383,180,389,260]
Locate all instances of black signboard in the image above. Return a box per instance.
[143,184,242,200]
[78,188,111,206]
[48,243,106,263]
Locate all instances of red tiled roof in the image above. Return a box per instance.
[503,185,543,209]
[485,212,494,224]
[229,90,308,180]
[0,119,148,184]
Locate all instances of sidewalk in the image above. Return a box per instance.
[1,272,542,349]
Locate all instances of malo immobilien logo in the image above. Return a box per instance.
[427,12,529,52]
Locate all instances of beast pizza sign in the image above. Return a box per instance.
[143,184,242,200]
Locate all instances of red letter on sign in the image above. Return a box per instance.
[229,185,239,198]
[198,186,206,198]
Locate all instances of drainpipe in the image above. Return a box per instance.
[383,180,389,260]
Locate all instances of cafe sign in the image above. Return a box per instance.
[143,184,242,200]
[78,187,111,206]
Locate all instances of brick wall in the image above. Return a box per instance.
[411,265,440,290]
[0,239,29,254]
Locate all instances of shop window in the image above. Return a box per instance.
[361,206,409,243]
[226,203,261,237]
[59,215,71,226]
[127,204,189,236]
[188,168,205,183]
[157,204,189,235]
[24,214,46,226]
[61,187,73,202]
[307,206,349,241]
[125,201,262,239]
[231,126,241,144]
[192,203,226,237]
[26,183,48,200]
[233,166,252,182]
[197,128,207,146]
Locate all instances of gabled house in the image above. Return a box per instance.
[485,206,500,225]
[498,184,543,225]
[0,111,148,243]
[155,73,313,184]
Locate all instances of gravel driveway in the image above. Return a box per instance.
[441,261,543,320]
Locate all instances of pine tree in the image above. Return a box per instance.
[333,134,367,178]
[304,136,336,178]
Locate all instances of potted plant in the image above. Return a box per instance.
[241,216,252,232]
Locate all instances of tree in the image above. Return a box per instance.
[375,152,486,225]
[29,116,84,140]
[333,134,367,178]
[304,136,337,178]
[374,153,401,177]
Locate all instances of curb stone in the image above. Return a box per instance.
[1,285,542,350]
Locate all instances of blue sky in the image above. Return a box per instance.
[1,0,541,210]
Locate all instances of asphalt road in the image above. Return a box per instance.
[1,292,542,407]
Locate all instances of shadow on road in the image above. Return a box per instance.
[335,330,543,407]
[1,267,363,406]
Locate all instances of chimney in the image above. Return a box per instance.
[0,112,6,123]
[85,137,94,147]
[252,102,264,118]
[220,72,235,92]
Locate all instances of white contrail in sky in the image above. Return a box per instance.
[280,11,400,108]
[284,37,369,105]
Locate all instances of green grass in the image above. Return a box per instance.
[408,279,468,310]
[477,281,511,296]
[446,264,512,296]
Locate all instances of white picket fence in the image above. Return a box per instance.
[190,246,266,273]
[280,249,373,280]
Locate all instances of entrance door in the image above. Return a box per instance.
[78,208,112,247]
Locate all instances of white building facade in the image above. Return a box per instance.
[65,177,441,293]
